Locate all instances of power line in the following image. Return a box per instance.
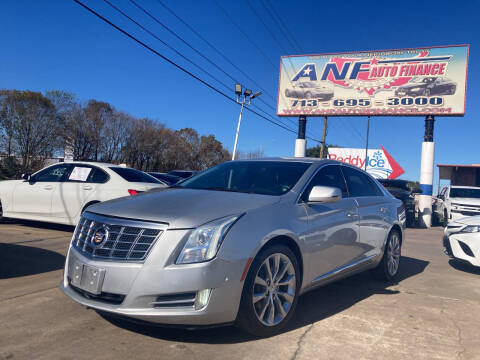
[104,0,296,134]
[155,0,277,103]
[72,0,312,140]
[127,0,300,133]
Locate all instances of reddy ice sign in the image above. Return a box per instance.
[277,45,468,116]
[328,146,404,179]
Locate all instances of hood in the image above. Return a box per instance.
[453,215,480,226]
[126,182,167,191]
[398,83,426,90]
[87,187,280,229]
[451,197,480,206]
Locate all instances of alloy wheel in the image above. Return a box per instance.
[252,253,296,326]
[387,233,401,276]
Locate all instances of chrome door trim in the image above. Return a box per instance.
[312,254,377,283]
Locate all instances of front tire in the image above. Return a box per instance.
[236,244,300,337]
[371,229,401,282]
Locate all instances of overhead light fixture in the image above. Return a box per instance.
[235,84,242,96]
[244,89,252,97]
[251,91,262,100]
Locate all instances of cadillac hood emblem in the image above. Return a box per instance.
[91,225,109,247]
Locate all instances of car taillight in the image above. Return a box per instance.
[128,189,139,195]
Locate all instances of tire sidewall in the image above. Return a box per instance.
[236,244,301,337]
[382,230,402,282]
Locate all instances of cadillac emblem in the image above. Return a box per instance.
[91,225,108,247]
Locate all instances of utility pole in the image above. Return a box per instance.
[364,115,370,170]
[319,116,328,158]
[294,115,306,157]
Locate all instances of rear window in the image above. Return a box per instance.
[109,167,161,183]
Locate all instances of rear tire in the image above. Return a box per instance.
[236,244,300,337]
[371,229,401,282]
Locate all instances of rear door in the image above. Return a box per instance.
[53,165,109,223]
[341,166,389,258]
[301,164,360,283]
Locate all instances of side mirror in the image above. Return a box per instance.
[308,186,341,203]
[22,173,31,181]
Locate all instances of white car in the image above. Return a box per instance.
[434,186,480,225]
[0,162,167,226]
[444,215,480,267]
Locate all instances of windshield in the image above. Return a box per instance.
[450,188,480,199]
[110,167,161,184]
[177,161,311,196]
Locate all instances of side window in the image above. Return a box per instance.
[342,166,382,197]
[67,166,93,182]
[34,164,71,182]
[301,165,348,202]
[87,167,109,184]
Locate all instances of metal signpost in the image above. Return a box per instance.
[278,45,469,227]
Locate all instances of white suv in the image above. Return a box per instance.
[0,161,167,225]
[434,186,480,225]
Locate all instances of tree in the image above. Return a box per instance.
[306,144,341,158]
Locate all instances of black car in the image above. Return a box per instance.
[168,170,198,179]
[395,77,457,97]
[378,179,420,227]
[148,172,183,186]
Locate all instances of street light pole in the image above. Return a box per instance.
[231,84,261,161]
[232,96,246,160]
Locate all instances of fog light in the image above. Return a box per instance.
[194,289,211,310]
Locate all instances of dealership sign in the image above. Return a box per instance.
[277,45,468,116]
[328,146,404,179]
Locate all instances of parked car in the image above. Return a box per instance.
[0,162,166,226]
[433,186,480,226]
[395,77,457,97]
[61,159,405,336]
[148,172,183,186]
[443,215,480,268]
[284,81,334,100]
[168,170,198,179]
[377,179,419,227]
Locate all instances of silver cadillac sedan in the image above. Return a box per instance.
[61,158,405,337]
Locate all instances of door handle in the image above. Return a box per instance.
[83,185,93,190]
[43,185,53,190]
[347,210,357,218]
[380,207,388,213]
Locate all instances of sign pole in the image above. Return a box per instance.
[364,115,370,170]
[294,115,306,157]
[320,116,328,158]
[419,115,435,228]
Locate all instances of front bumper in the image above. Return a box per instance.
[61,230,246,326]
[450,208,480,221]
[443,233,480,267]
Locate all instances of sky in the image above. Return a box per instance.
[1,0,479,191]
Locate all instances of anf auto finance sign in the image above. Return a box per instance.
[328,146,405,179]
[277,45,468,116]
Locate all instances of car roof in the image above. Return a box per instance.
[232,157,336,164]
[62,161,124,168]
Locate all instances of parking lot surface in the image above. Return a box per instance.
[1,221,480,360]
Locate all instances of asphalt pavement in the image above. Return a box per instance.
[1,220,479,360]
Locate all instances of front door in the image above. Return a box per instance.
[301,164,361,283]
[13,164,72,218]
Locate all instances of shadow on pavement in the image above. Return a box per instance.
[100,256,429,343]
[0,243,66,279]
[448,259,480,275]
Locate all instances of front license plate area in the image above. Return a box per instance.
[70,259,105,295]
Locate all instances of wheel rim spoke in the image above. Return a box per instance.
[252,253,296,327]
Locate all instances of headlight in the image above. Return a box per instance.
[461,225,480,233]
[176,214,241,264]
